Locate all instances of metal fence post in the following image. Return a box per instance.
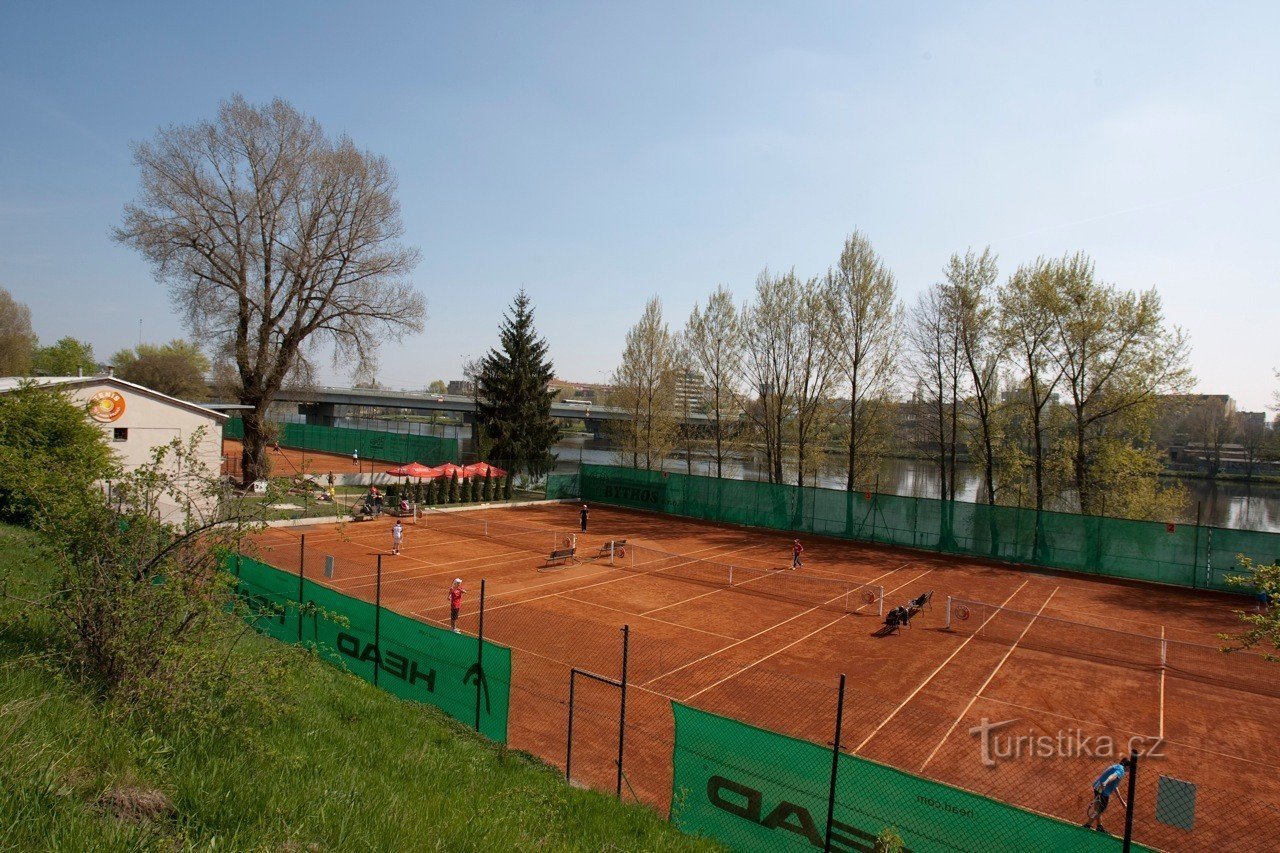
[566,670,576,783]
[373,554,383,687]
[474,579,486,732]
[297,534,306,643]
[617,624,630,799]
[1191,501,1202,589]
[1123,748,1140,852]
[824,673,847,853]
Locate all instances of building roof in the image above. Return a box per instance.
[0,375,228,422]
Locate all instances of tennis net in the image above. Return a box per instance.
[624,543,884,616]
[945,596,1280,698]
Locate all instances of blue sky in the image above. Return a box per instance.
[2,1,1276,408]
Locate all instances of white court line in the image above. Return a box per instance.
[1159,625,1166,740]
[644,564,923,689]
[919,587,1060,770]
[549,594,740,641]
[411,541,774,619]
[852,580,1031,754]
[638,559,902,618]
[677,569,934,702]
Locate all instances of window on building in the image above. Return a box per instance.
[113,428,128,442]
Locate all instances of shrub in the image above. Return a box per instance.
[482,472,494,502]
[447,472,459,503]
[470,476,483,503]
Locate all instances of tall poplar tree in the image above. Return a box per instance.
[476,291,560,481]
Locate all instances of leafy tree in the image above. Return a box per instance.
[827,231,902,491]
[426,379,447,394]
[1222,556,1280,661]
[111,339,211,399]
[1046,256,1192,515]
[114,94,425,487]
[476,291,561,479]
[684,285,746,478]
[32,336,97,377]
[612,296,678,471]
[999,258,1066,512]
[0,287,34,376]
[0,383,117,525]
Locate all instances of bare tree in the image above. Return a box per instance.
[0,287,34,376]
[114,95,425,485]
[1186,396,1236,479]
[1047,256,1193,514]
[827,231,902,491]
[948,247,1004,505]
[1234,410,1266,482]
[612,297,678,470]
[999,258,1066,511]
[742,269,799,484]
[792,276,839,488]
[684,286,745,478]
[908,284,963,501]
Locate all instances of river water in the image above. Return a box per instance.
[549,435,1280,534]
[325,417,1279,534]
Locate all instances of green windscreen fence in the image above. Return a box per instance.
[223,417,458,464]
[574,465,1279,594]
[671,703,1135,852]
[229,554,509,742]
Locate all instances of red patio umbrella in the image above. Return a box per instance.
[462,461,508,478]
[386,462,440,478]
[426,462,468,480]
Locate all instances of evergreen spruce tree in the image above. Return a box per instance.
[482,471,494,502]
[447,472,459,503]
[476,291,561,482]
[426,477,440,504]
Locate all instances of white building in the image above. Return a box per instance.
[0,375,226,524]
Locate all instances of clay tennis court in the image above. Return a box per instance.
[222,438,378,478]
[245,502,1278,850]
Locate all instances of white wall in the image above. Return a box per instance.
[65,380,224,524]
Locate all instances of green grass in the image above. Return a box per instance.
[0,524,720,852]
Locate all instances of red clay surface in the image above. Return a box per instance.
[246,503,1278,851]
[222,438,389,478]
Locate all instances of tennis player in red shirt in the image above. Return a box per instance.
[449,578,465,633]
[791,539,804,569]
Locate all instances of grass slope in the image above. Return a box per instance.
[0,524,719,852]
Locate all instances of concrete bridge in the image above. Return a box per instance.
[252,385,710,437]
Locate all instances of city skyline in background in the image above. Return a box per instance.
[2,2,1277,408]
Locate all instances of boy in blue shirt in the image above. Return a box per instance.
[1083,757,1130,833]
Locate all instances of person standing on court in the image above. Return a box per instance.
[391,520,403,555]
[449,578,465,633]
[791,539,804,569]
[580,503,589,532]
[1082,757,1130,833]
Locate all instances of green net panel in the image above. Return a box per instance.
[670,702,1139,852]
[546,472,580,500]
[577,465,1278,594]
[223,417,458,464]
[229,554,508,742]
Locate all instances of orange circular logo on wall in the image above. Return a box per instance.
[88,390,126,423]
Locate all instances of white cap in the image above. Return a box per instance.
[454,578,463,584]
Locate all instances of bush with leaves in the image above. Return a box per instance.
[1222,555,1280,661]
[0,385,297,733]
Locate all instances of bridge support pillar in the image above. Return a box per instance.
[298,402,337,427]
